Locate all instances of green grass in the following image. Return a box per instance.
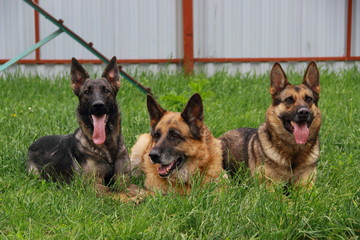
[0,67,359,239]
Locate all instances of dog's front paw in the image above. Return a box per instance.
[112,184,153,204]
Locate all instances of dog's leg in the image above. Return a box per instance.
[93,177,112,193]
[130,133,151,176]
[92,175,153,203]
[293,166,316,189]
[114,140,131,179]
[111,184,154,204]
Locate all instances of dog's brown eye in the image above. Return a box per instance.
[170,132,180,139]
[103,88,110,93]
[84,89,90,94]
[284,97,294,104]
[154,131,161,139]
[305,96,313,104]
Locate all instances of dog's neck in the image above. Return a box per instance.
[77,112,121,162]
[259,122,319,166]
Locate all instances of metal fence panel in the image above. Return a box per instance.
[0,0,35,59]
[0,0,358,63]
[193,0,347,58]
[38,0,182,60]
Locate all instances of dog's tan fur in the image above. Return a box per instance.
[131,94,225,194]
[221,62,321,188]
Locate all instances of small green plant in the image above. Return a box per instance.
[160,76,215,111]
[188,76,215,99]
[159,91,189,111]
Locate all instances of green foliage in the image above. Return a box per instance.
[187,76,215,99]
[0,67,359,239]
[160,75,215,112]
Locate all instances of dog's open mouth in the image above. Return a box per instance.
[90,114,108,145]
[283,120,310,145]
[157,156,185,178]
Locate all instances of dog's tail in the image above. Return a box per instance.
[130,133,152,177]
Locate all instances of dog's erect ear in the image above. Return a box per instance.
[102,56,120,91]
[147,95,166,131]
[302,61,320,96]
[270,62,289,98]
[71,58,90,95]
[181,93,204,140]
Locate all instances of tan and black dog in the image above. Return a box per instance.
[221,62,321,188]
[27,57,131,191]
[130,93,226,194]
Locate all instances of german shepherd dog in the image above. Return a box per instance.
[130,94,226,194]
[221,62,321,188]
[27,57,130,189]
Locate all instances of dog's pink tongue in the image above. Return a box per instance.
[91,115,106,145]
[158,162,174,175]
[291,122,309,144]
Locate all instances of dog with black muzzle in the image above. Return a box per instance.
[27,57,131,194]
[221,62,321,188]
[130,93,226,194]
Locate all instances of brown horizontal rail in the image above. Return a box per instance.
[194,56,360,63]
[2,56,359,65]
[0,59,183,64]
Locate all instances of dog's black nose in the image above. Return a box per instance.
[92,100,105,109]
[297,107,310,119]
[149,149,161,164]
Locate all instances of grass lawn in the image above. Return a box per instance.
[0,66,359,239]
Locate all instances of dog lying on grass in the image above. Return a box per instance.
[130,93,227,194]
[221,62,321,188]
[27,57,141,200]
